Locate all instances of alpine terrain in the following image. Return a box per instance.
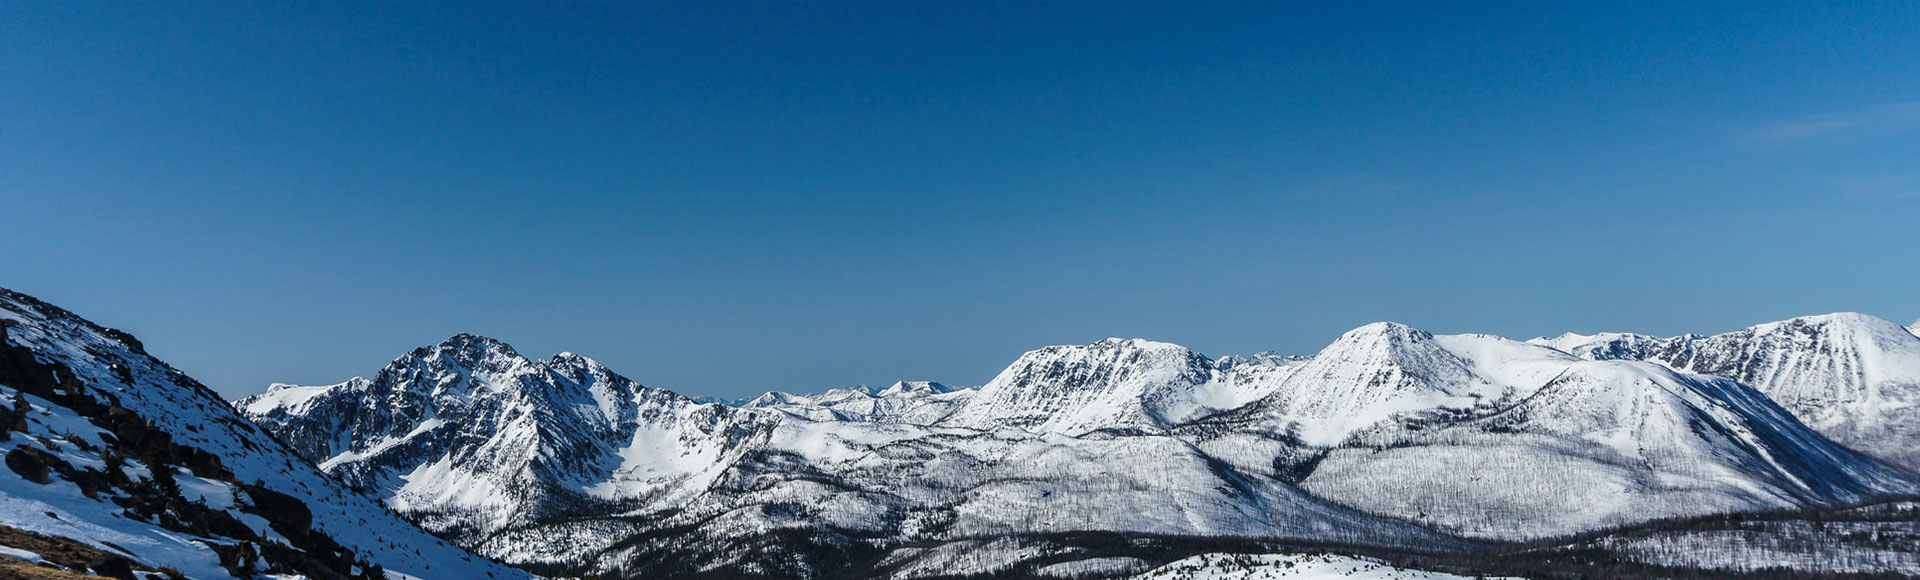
[1533,313,1920,471]
[237,310,1920,578]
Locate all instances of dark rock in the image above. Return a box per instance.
[241,483,314,533]
[6,447,51,484]
[87,553,138,580]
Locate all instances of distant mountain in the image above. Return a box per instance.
[0,288,527,579]
[738,380,971,423]
[938,338,1291,435]
[1531,312,1920,471]
[238,336,1462,577]
[237,314,1920,578]
[1186,324,1914,539]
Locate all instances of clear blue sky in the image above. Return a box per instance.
[4,1,1917,400]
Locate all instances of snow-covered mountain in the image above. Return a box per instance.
[234,313,1920,578]
[1178,324,1916,538]
[0,288,528,579]
[1219,325,1567,446]
[239,335,1464,577]
[1531,312,1920,471]
[1297,359,1911,538]
[738,380,972,423]
[233,335,775,546]
[939,338,1279,435]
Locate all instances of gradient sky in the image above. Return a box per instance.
[4,1,1918,400]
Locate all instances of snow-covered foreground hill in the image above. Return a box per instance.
[0,288,528,579]
[238,311,1920,578]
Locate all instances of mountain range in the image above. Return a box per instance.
[0,283,1913,578]
[232,307,1920,578]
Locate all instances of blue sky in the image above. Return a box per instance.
[4,1,1917,400]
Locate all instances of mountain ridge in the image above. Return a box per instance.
[236,312,1920,577]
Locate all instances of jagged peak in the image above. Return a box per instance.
[545,350,609,372]
[382,333,529,376]
[433,332,520,356]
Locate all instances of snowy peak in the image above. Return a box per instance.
[939,337,1219,434]
[1235,323,1576,446]
[375,332,538,395]
[416,332,524,369]
[235,333,778,544]
[1299,322,1473,390]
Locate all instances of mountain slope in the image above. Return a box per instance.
[1297,359,1916,538]
[1532,313,1920,470]
[0,288,528,580]
[467,415,1467,579]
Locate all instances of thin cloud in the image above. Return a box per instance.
[1746,101,1920,145]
